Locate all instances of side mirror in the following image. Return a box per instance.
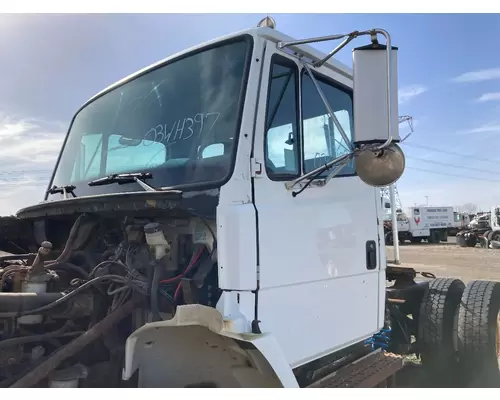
[353,44,400,144]
[352,43,405,187]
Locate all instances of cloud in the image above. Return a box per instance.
[476,92,500,103]
[398,85,428,104]
[452,68,500,83]
[0,113,65,215]
[462,123,500,135]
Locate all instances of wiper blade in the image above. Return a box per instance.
[88,172,157,192]
[46,184,77,199]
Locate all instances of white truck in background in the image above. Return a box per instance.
[457,205,500,248]
[448,211,471,236]
[384,206,454,244]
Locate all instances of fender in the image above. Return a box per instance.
[122,304,299,388]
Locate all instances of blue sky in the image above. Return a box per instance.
[0,13,499,215]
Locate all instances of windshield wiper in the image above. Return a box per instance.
[88,172,157,192]
[46,184,77,199]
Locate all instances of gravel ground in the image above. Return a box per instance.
[385,236,500,284]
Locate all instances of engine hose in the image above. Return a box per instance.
[49,262,89,279]
[49,215,85,265]
[150,264,162,322]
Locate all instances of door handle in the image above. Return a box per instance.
[366,240,377,270]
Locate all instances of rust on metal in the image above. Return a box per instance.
[10,297,141,388]
[306,351,404,388]
[387,298,406,304]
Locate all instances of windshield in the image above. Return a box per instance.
[49,36,252,197]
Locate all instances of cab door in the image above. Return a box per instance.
[251,45,384,367]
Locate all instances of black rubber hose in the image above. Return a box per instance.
[49,262,89,279]
[150,264,162,322]
[0,328,83,349]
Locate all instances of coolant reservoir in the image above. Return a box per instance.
[144,222,171,260]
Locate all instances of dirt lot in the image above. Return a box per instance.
[386,236,500,284]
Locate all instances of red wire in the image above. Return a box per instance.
[172,247,205,299]
[160,247,204,284]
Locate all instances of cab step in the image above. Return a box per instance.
[306,350,405,388]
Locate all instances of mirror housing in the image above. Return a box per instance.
[352,42,405,187]
[352,44,400,145]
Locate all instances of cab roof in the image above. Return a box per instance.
[84,26,353,108]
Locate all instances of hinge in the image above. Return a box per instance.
[251,158,262,178]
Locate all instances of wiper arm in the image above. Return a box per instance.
[46,184,77,199]
[88,172,157,192]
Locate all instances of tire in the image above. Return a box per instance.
[385,232,393,246]
[488,230,500,242]
[418,278,465,385]
[185,382,218,387]
[465,234,477,248]
[428,230,440,244]
[457,280,500,387]
[457,235,467,247]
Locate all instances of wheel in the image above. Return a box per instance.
[428,230,440,244]
[457,280,500,387]
[456,234,467,247]
[418,278,465,386]
[385,232,393,246]
[488,230,500,243]
[442,230,448,242]
[465,233,477,248]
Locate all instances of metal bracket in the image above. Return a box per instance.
[250,158,262,177]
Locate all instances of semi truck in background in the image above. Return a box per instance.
[448,211,471,236]
[384,206,454,245]
[457,205,500,248]
[0,17,498,389]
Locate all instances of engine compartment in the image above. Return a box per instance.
[0,211,219,387]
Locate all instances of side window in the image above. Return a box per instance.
[301,72,355,177]
[264,57,299,180]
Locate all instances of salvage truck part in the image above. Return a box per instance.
[0,16,497,388]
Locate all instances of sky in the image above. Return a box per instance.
[0,13,499,215]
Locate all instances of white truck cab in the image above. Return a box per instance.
[5,18,499,389]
